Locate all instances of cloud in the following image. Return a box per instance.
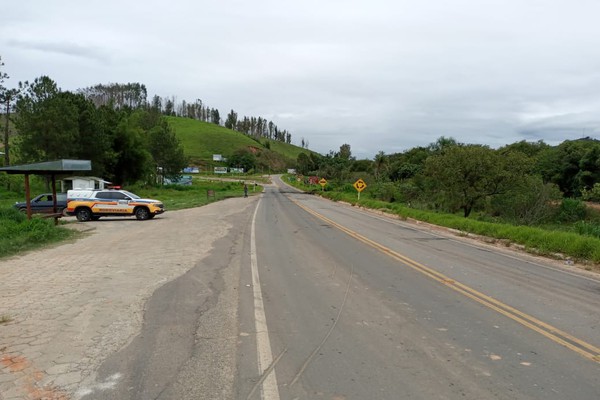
[2,0,600,158]
[7,39,109,62]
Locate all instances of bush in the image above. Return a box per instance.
[573,221,600,238]
[581,183,600,202]
[556,198,587,223]
[488,177,561,225]
[370,182,398,202]
[0,209,76,258]
[0,207,27,223]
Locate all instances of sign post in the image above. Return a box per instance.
[319,178,327,191]
[353,178,367,200]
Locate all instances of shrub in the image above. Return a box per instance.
[581,183,600,202]
[556,198,587,223]
[573,221,600,238]
[370,182,398,202]
[0,207,27,223]
[488,177,561,225]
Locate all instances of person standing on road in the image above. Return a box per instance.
[244,183,248,198]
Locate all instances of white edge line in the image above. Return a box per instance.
[251,198,281,400]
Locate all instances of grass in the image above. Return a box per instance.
[166,117,263,161]
[263,138,316,161]
[0,177,262,259]
[166,116,315,166]
[130,179,261,211]
[283,175,600,266]
[0,207,77,259]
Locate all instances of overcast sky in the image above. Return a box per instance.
[2,0,600,158]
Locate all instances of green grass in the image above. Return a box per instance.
[0,177,262,259]
[166,117,263,161]
[0,207,77,259]
[283,175,600,265]
[166,116,316,167]
[263,138,316,161]
[130,179,261,210]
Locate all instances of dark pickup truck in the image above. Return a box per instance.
[14,193,68,214]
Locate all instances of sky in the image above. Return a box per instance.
[2,0,600,159]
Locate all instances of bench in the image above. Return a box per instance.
[41,212,64,225]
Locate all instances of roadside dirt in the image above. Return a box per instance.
[0,197,254,400]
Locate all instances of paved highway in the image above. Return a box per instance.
[83,176,600,400]
[237,176,599,400]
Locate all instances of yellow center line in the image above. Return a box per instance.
[291,198,600,364]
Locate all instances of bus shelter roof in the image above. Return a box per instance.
[0,159,91,174]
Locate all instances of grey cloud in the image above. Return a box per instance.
[7,39,109,62]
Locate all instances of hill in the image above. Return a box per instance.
[166,116,316,171]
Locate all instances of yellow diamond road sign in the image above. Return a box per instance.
[319,178,327,187]
[353,179,367,192]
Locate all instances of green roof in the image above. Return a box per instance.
[0,159,92,174]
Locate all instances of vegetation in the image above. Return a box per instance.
[131,179,260,211]
[166,116,262,161]
[2,53,600,268]
[285,176,600,265]
[0,176,261,258]
[0,207,77,258]
[167,116,314,171]
[286,136,600,267]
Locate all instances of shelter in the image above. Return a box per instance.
[0,159,92,221]
[61,176,111,192]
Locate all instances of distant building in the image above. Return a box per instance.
[183,167,200,173]
[61,176,112,192]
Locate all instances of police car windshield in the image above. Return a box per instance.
[122,190,140,199]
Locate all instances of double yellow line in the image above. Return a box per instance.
[292,199,600,364]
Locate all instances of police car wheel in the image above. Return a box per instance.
[76,208,92,222]
[135,207,150,220]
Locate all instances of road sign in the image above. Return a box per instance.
[353,179,367,192]
[319,178,327,187]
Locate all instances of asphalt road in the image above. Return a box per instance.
[81,176,600,400]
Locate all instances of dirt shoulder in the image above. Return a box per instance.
[0,197,256,400]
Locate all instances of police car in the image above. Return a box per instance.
[66,188,165,221]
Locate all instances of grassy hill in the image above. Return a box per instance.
[166,116,316,170]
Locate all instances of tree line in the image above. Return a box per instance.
[297,136,600,224]
[77,84,295,144]
[0,59,186,185]
[0,54,298,185]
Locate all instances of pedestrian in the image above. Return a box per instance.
[244,183,248,198]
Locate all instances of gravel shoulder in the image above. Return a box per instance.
[0,197,256,400]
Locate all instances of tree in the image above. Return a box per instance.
[110,113,152,185]
[224,109,238,129]
[499,140,549,158]
[227,149,256,172]
[536,139,600,196]
[164,99,174,116]
[210,108,220,125]
[338,143,352,160]
[424,145,531,217]
[373,151,388,182]
[428,136,458,153]
[15,76,79,162]
[488,176,561,225]
[148,118,187,179]
[388,146,430,181]
[0,56,19,166]
[296,152,313,174]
